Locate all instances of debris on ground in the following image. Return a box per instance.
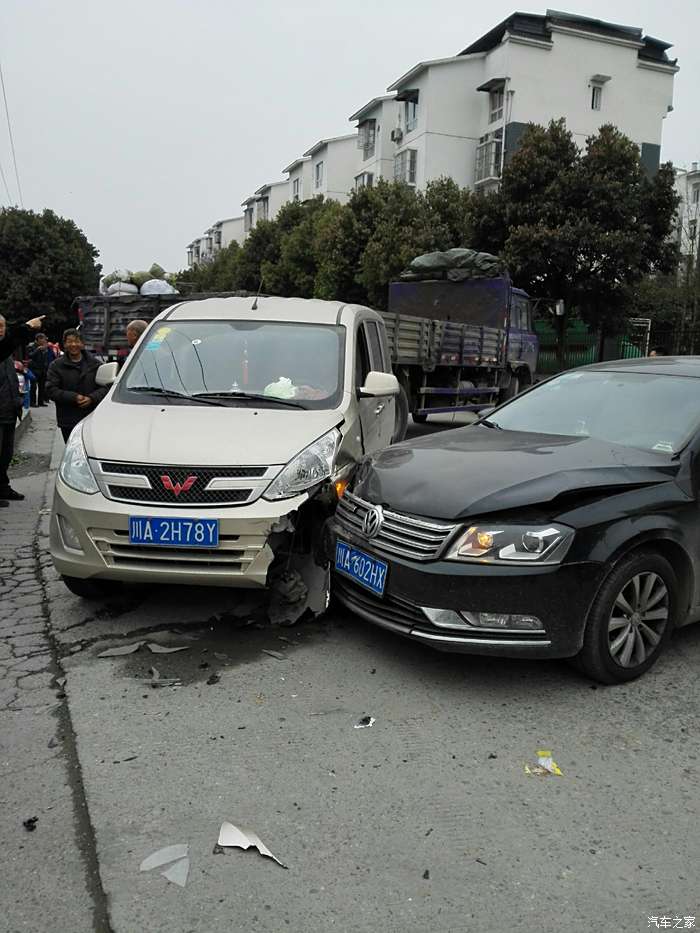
[213,652,229,661]
[22,817,38,832]
[98,642,144,657]
[262,649,287,661]
[354,716,376,729]
[145,666,181,688]
[525,749,563,777]
[55,677,66,689]
[206,673,221,686]
[488,753,498,760]
[146,643,189,654]
[139,844,190,887]
[47,736,59,749]
[422,869,430,880]
[217,822,287,869]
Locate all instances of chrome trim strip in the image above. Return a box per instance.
[410,629,552,648]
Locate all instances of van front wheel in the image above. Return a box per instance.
[61,575,120,600]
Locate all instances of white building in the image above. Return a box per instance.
[675,163,700,268]
[212,216,245,252]
[302,134,357,203]
[348,95,397,190]
[283,157,314,203]
[384,10,678,193]
[254,180,290,224]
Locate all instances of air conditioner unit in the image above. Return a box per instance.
[390,128,403,143]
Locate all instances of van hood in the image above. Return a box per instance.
[82,398,343,466]
[353,426,680,521]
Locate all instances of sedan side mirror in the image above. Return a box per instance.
[360,371,400,398]
[96,361,119,387]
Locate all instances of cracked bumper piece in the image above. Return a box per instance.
[328,522,605,659]
[50,476,309,588]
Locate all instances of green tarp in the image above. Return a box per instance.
[400,248,505,282]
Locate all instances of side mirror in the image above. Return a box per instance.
[96,361,119,387]
[360,371,400,398]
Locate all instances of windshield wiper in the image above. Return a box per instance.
[128,386,226,407]
[193,391,306,410]
[480,418,502,430]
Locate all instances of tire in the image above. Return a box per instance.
[61,575,120,600]
[576,550,677,684]
[412,412,428,425]
[500,373,520,402]
[392,385,410,443]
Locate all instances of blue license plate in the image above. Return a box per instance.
[128,516,219,548]
[335,540,388,596]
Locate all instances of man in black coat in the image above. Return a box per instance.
[0,313,45,362]
[29,333,56,406]
[0,329,24,506]
[46,329,108,441]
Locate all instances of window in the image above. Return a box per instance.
[591,85,602,111]
[257,198,269,222]
[357,119,376,160]
[354,172,374,191]
[187,248,193,267]
[394,149,417,185]
[693,183,700,205]
[404,100,418,133]
[365,322,386,371]
[489,88,504,124]
[355,326,372,390]
[315,161,324,189]
[475,130,503,183]
[214,230,222,248]
[243,208,254,232]
[690,220,698,241]
[293,178,301,201]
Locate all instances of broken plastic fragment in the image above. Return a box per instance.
[146,666,181,688]
[217,822,287,869]
[525,749,563,777]
[98,642,144,657]
[146,643,189,654]
[139,844,189,872]
[354,716,375,729]
[161,857,190,887]
[262,649,287,661]
[23,816,38,832]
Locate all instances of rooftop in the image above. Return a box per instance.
[349,94,395,123]
[303,134,356,158]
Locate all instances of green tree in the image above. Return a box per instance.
[0,207,101,335]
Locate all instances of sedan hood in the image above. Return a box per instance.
[354,426,680,521]
[82,398,343,466]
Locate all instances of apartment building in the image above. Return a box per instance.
[302,135,358,203]
[676,163,700,268]
[284,157,314,203]
[348,95,398,190]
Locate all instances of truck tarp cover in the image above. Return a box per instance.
[400,248,505,282]
[388,277,509,328]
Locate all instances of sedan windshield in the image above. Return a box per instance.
[119,320,345,410]
[489,370,700,454]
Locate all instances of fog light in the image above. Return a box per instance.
[58,515,83,552]
[464,611,543,632]
[422,608,471,630]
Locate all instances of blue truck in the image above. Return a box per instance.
[383,270,538,439]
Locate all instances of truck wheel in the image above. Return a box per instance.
[392,386,410,443]
[501,373,520,402]
[61,575,120,600]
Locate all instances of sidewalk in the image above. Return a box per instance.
[1,407,102,933]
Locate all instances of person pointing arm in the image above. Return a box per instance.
[0,315,46,362]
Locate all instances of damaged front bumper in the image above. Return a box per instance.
[50,474,330,592]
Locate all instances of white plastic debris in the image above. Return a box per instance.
[217,822,287,869]
[146,643,189,654]
[262,649,287,661]
[139,844,189,872]
[524,749,563,777]
[354,716,376,729]
[98,642,144,657]
[161,857,189,887]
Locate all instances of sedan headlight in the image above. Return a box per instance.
[59,426,99,495]
[447,523,574,565]
[264,429,340,501]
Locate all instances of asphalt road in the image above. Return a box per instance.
[2,408,699,933]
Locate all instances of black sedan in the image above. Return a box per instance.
[328,358,700,684]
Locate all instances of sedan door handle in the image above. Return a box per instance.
[375,403,386,415]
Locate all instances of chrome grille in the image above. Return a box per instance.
[90,460,281,508]
[336,492,458,561]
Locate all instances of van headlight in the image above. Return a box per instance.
[446,523,574,564]
[59,427,99,495]
[264,429,340,501]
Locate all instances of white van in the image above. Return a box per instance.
[50,297,399,610]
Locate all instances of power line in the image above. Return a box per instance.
[0,58,23,208]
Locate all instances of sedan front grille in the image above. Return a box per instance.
[90,461,281,508]
[336,492,458,561]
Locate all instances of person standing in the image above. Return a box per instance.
[0,342,24,506]
[29,333,56,406]
[45,329,108,442]
[117,319,148,370]
[0,313,45,362]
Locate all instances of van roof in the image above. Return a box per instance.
[164,295,349,325]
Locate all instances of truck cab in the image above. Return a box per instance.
[50,296,399,615]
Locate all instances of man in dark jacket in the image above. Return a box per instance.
[29,333,56,406]
[0,334,24,506]
[46,329,108,441]
[0,313,45,362]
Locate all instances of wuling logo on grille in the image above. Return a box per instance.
[160,475,198,497]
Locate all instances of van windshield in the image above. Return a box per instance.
[119,320,345,410]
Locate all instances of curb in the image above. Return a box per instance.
[15,409,32,442]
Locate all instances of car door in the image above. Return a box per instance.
[507,293,524,363]
[356,319,395,454]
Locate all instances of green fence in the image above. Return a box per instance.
[535,321,645,374]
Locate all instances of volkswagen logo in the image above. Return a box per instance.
[362,505,384,539]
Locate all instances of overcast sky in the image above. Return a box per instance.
[0,0,697,276]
